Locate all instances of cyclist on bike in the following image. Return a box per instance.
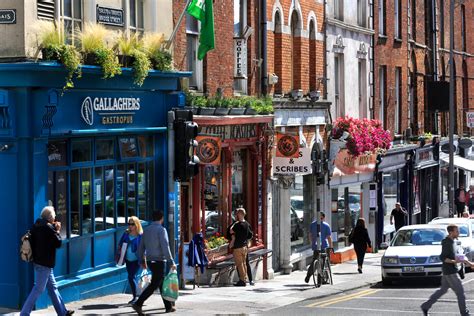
[305,212,333,283]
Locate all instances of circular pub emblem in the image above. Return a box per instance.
[277,135,299,157]
[197,138,220,164]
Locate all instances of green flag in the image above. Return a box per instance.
[187,0,215,60]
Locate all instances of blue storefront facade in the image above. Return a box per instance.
[0,63,187,309]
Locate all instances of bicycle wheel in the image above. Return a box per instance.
[325,258,333,285]
[312,259,322,288]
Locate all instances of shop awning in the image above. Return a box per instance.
[440,155,474,172]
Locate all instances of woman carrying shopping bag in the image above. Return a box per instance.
[350,218,372,274]
[117,216,143,304]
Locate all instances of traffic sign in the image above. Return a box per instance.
[467,112,474,128]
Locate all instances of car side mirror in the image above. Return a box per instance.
[380,242,389,249]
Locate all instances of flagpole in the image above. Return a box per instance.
[165,0,192,50]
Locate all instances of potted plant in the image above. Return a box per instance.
[80,23,121,79]
[33,21,81,90]
[142,33,173,71]
[116,32,141,67]
[214,98,231,116]
[229,97,246,115]
[196,97,215,115]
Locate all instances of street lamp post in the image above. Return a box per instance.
[448,0,455,217]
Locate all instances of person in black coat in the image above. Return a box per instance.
[21,206,74,316]
[349,218,372,274]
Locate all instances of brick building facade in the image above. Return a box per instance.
[374,0,473,137]
[266,0,325,97]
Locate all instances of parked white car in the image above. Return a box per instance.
[380,224,464,285]
[429,217,474,262]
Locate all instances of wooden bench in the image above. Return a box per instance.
[207,248,272,286]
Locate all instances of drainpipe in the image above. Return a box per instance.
[261,0,268,96]
[431,0,439,133]
[323,0,328,100]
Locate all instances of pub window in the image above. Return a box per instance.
[47,136,155,239]
[96,138,115,161]
[72,139,92,163]
[119,137,139,159]
[61,0,82,45]
[129,0,144,35]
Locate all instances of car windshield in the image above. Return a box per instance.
[392,228,447,246]
[291,199,304,210]
[432,222,470,237]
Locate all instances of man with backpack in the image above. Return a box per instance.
[20,206,74,316]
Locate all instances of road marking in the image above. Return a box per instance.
[305,289,379,308]
[314,306,461,314]
[357,296,474,303]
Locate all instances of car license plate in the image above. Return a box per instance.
[402,266,425,272]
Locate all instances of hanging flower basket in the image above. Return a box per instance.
[331,117,392,157]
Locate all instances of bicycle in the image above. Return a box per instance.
[312,247,333,288]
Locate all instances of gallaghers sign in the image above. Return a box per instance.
[81,97,140,126]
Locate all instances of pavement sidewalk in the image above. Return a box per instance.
[3,252,383,315]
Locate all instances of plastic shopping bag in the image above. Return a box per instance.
[162,269,179,302]
[136,269,152,296]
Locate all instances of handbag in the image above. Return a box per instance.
[162,269,179,302]
[136,269,152,296]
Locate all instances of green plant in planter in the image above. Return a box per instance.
[130,49,151,86]
[33,20,81,90]
[249,97,273,114]
[230,97,243,108]
[142,33,173,71]
[220,98,232,108]
[80,23,121,79]
[192,96,207,108]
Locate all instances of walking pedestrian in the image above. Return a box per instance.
[349,218,372,273]
[117,216,143,304]
[390,202,408,231]
[132,211,176,315]
[226,212,254,285]
[455,185,467,218]
[467,185,474,214]
[305,212,333,283]
[20,206,74,316]
[420,224,470,316]
[228,207,252,287]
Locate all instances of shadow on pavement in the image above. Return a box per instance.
[79,303,122,310]
[333,272,360,275]
[370,280,440,289]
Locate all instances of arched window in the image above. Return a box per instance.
[309,20,317,92]
[274,11,283,94]
[290,11,301,91]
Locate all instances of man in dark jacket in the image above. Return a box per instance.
[229,208,253,286]
[20,206,74,316]
[421,224,469,316]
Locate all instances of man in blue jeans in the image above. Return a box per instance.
[305,212,333,283]
[132,210,177,315]
[21,206,74,316]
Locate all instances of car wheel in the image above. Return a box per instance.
[382,276,392,286]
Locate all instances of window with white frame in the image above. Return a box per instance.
[233,0,248,94]
[186,14,203,91]
[335,54,344,117]
[334,0,344,20]
[358,60,367,118]
[379,66,386,127]
[60,0,82,45]
[395,67,402,134]
[378,0,386,35]
[357,0,367,27]
[129,0,144,35]
[394,0,401,39]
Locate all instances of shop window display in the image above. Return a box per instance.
[204,165,223,239]
[382,170,401,228]
[290,175,310,251]
[331,186,361,250]
[47,136,155,239]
